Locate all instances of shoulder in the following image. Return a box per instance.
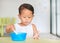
[32,24,38,34]
[32,24,36,28]
[31,24,37,31]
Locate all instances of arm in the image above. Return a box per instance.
[6,24,14,33]
[32,24,39,39]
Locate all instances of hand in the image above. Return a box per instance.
[6,24,15,33]
[10,25,15,31]
[33,34,39,39]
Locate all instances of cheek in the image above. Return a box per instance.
[31,17,33,20]
[29,18,33,21]
[22,18,27,22]
[21,18,25,21]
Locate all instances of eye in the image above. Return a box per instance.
[23,17,26,18]
[28,17,31,18]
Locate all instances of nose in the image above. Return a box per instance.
[25,17,29,20]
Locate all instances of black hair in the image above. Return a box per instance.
[18,3,34,14]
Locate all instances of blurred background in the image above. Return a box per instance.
[0,0,60,40]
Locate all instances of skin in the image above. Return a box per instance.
[6,8,39,39]
[18,9,33,26]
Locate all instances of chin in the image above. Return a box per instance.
[24,23,30,26]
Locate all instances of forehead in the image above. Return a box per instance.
[20,9,33,16]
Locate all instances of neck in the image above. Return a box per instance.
[19,23,28,26]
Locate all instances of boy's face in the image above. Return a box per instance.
[19,9,34,25]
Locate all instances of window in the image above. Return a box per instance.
[50,0,60,37]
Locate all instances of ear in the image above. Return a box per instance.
[18,14,21,18]
[33,15,34,17]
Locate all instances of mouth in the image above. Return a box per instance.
[24,22,30,25]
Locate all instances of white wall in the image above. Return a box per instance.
[0,0,50,33]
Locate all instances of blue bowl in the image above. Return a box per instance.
[10,32,27,41]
